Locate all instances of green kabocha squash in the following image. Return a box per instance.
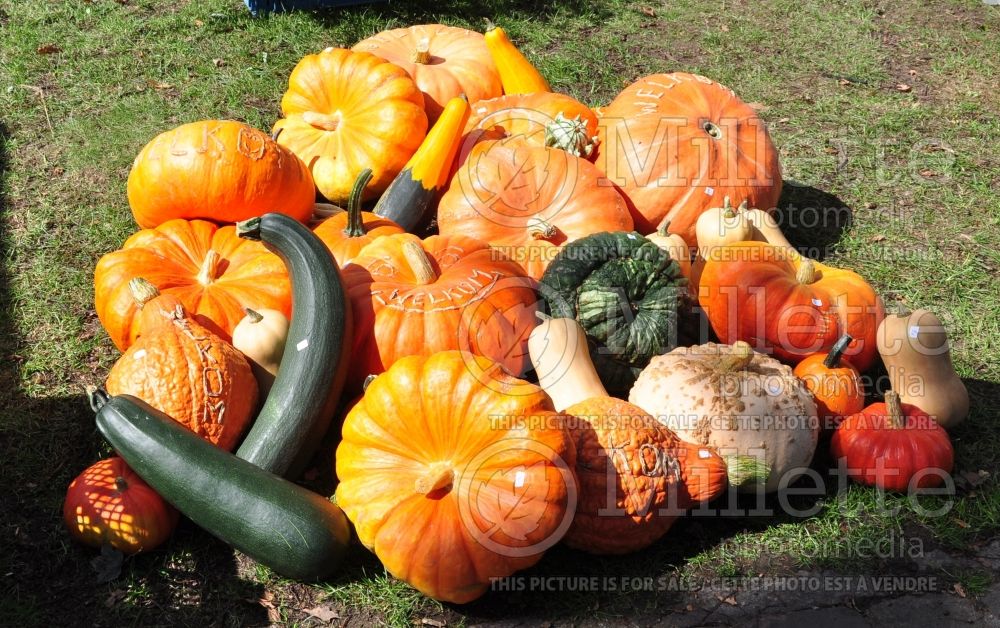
[539,231,687,395]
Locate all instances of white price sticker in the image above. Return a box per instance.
[296,338,309,351]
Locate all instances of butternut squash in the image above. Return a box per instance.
[527,315,607,411]
[647,219,692,281]
[876,309,969,430]
[738,200,796,250]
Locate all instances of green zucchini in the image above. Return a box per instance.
[235,213,352,478]
[373,94,470,233]
[91,389,350,581]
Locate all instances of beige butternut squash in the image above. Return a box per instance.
[527,315,607,410]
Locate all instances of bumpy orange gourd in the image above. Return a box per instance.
[460,92,599,161]
[353,24,501,123]
[335,351,577,604]
[273,48,427,204]
[105,301,258,451]
[698,241,884,371]
[342,233,538,390]
[596,73,782,240]
[64,457,179,554]
[312,169,404,266]
[437,139,633,279]
[94,219,291,350]
[126,120,315,229]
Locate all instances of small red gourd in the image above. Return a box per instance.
[830,391,954,492]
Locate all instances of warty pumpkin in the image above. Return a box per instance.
[273,47,427,205]
[94,218,291,350]
[596,72,782,241]
[342,233,539,390]
[876,309,969,429]
[64,456,178,554]
[698,241,884,371]
[335,351,577,604]
[353,24,501,123]
[437,139,634,279]
[105,301,258,451]
[312,169,404,266]
[126,120,315,229]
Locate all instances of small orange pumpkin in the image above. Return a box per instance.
[105,301,258,451]
[312,169,405,266]
[793,334,866,432]
[63,457,178,554]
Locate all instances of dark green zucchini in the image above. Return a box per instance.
[235,213,351,478]
[92,389,350,581]
[373,94,470,233]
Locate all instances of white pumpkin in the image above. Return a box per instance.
[231,308,289,397]
[628,341,819,493]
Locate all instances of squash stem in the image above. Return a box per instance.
[719,341,755,372]
[725,455,771,490]
[795,258,817,285]
[114,477,129,493]
[128,277,161,307]
[243,307,264,324]
[236,217,262,240]
[823,334,854,369]
[87,385,110,413]
[343,169,374,238]
[655,217,671,237]
[885,391,905,429]
[721,196,735,219]
[411,37,431,64]
[527,216,557,240]
[415,465,454,496]
[401,241,438,284]
[196,250,223,285]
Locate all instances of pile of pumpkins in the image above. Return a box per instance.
[64,23,970,604]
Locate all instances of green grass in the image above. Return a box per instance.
[1,0,999,625]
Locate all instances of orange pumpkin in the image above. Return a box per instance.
[460,92,600,161]
[596,72,782,241]
[353,24,502,123]
[698,241,884,371]
[105,301,258,451]
[437,139,634,279]
[273,48,427,205]
[64,457,178,554]
[562,396,727,554]
[342,233,538,390]
[335,351,577,604]
[793,334,866,432]
[94,219,291,350]
[126,120,315,229]
[312,169,405,266]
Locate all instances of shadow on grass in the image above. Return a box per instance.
[776,181,853,261]
[0,122,268,626]
[299,0,612,27]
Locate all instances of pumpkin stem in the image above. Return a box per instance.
[719,341,755,372]
[196,250,223,286]
[720,196,736,219]
[544,112,599,158]
[737,200,750,212]
[362,374,377,392]
[114,476,128,493]
[655,217,671,237]
[725,455,772,490]
[795,258,817,285]
[885,390,905,429]
[414,465,454,496]
[535,310,552,323]
[236,217,262,240]
[243,307,264,324]
[128,277,161,307]
[402,241,438,284]
[483,18,497,32]
[823,334,853,369]
[411,37,431,64]
[302,110,342,132]
[527,216,557,240]
[343,169,374,238]
[87,385,109,413]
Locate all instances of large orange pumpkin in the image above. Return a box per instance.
[437,139,634,279]
[273,48,427,205]
[105,301,258,451]
[595,72,782,241]
[342,233,538,390]
[461,92,600,161]
[353,24,502,123]
[94,219,291,350]
[126,120,316,229]
[335,351,577,604]
[697,241,884,371]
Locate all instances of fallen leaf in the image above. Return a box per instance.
[896,83,912,92]
[420,619,445,627]
[864,202,878,209]
[954,583,967,598]
[908,69,917,76]
[919,169,937,177]
[824,146,839,155]
[747,102,769,113]
[212,58,225,67]
[722,595,738,606]
[258,591,276,609]
[268,607,281,623]
[955,518,970,529]
[304,605,341,622]
[194,19,204,27]
[37,44,61,55]
[838,78,851,86]
[147,80,173,90]
[778,117,791,124]
[720,24,730,32]
[104,589,127,609]
[91,544,124,584]
[870,234,886,243]
[640,6,656,17]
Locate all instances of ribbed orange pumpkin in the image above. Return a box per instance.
[437,139,633,279]
[342,233,538,390]
[461,92,600,161]
[312,170,404,266]
[105,301,258,451]
[94,219,291,350]
[335,351,577,604]
[273,48,427,205]
[596,72,782,241]
[63,457,178,554]
[353,24,502,123]
[126,120,316,229]
[562,397,727,554]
